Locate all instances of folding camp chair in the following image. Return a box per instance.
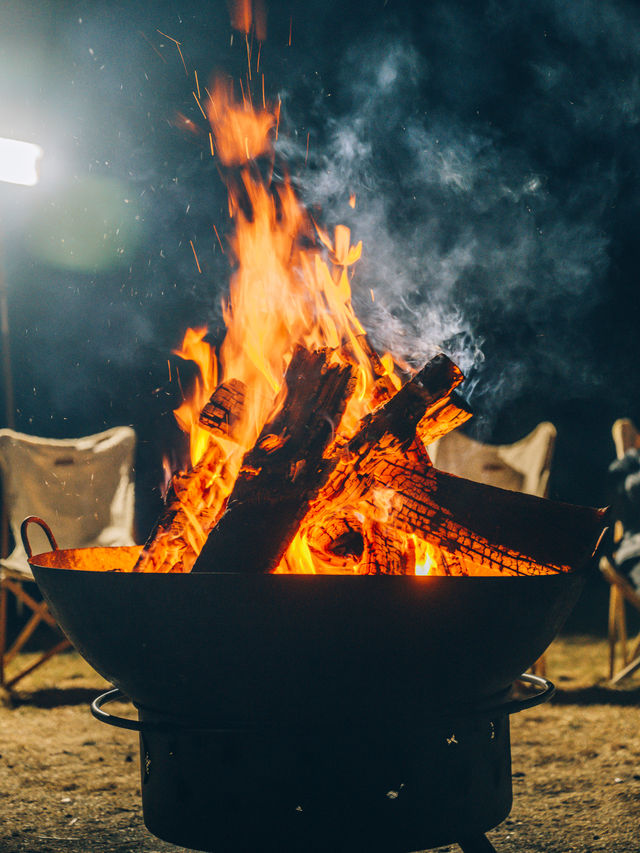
[0,426,136,690]
[600,418,640,684]
[429,421,557,675]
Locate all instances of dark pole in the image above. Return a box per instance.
[0,231,14,430]
[0,230,13,560]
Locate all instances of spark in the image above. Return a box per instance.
[176,365,185,401]
[213,223,225,254]
[138,31,167,63]
[192,90,207,119]
[194,69,201,99]
[257,42,262,74]
[246,33,252,81]
[288,16,292,46]
[275,97,281,140]
[261,73,266,109]
[205,87,219,121]
[209,132,214,156]
[157,29,187,75]
[305,131,310,164]
[189,240,202,273]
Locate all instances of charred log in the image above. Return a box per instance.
[134,379,249,573]
[380,462,608,575]
[192,346,355,573]
[347,353,464,455]
[298,351,605,576]
[416,390,473,447]
[294,354,466,574]
[360,520,413,575]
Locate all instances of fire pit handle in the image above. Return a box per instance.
[91,688,246,733]
[20,516,58,558]
[91,689,146,732]
[479,672,555,716]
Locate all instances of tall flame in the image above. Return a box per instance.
[149,76,432,575]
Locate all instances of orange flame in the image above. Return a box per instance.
[156,78,443,575]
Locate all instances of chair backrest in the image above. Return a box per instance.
[612,418,640,460]
[429,421,557,498]
[0,426,136,575]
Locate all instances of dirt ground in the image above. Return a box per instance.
[0,635,639,853]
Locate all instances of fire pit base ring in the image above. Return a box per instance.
[92,675,553,853]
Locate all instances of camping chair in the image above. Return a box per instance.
[429,421,557,675]
[0,426,136,690]
[600,417,640,684]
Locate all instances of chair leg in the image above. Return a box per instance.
[610,652,640,685]
[0,579,7,687]
[608,586,618,679]
[4,637,71,690]
[616,591,628,665]
[630,633,640,662]
[1,575,71,690]
[3,601,52,665]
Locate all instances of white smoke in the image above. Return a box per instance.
[285,28,612,422]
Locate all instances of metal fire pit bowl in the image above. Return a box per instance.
[24,516,592,728]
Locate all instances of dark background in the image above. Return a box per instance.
[1,0,638,542]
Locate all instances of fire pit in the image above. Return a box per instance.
[24,519,599,726]
[24,512,605,853]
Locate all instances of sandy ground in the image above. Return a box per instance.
[0,636,639,853]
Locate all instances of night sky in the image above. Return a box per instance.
[1,0,639,536]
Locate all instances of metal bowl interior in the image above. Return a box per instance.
[30,545,586,726]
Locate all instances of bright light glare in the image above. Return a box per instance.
[0,137,43,186]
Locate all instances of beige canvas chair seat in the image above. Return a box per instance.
[0,426,136,690]
[429,421,557,676]
[429,421,557,498]
[601,417,640,684]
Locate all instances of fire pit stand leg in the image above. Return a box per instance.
[458,834,498,853]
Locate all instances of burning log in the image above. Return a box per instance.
[296,352,604,577]
[416,390,473,446]
[381,463,608,576]
[192,346,355,573]
[133,379,248,573]
[345,352,464,455]
[295,353,470,574]
[361,519,414,575]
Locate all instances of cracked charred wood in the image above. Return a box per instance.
[133,379,248,574]
[192,346,355,573]
[347,352,464,455]
[296,354,467,572]
[416,390,473,448]
[378,462,608,576]
[360,520,413,575]
[198,377,246,437]
[300,351,605,576]
[309,354,464,514]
